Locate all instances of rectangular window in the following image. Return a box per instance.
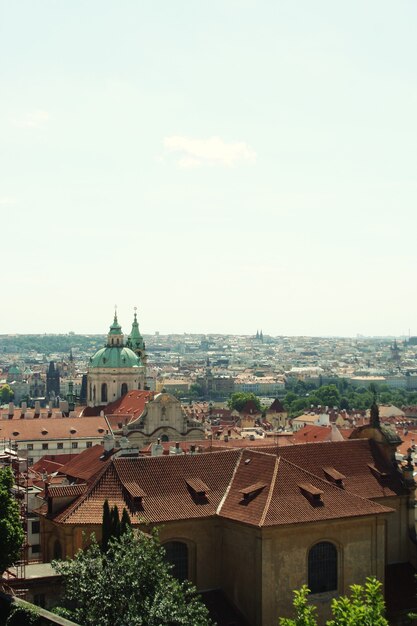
[31,544,41,554]
[31,521,40,534]
[57,442,64,449]
[72,442,78,449]
[28,458,33,465]
[42,443,48,450]
[27,443,33,451]
[86,441,93,448]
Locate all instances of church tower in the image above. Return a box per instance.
[87,311,145,407]
[127,308,147,371]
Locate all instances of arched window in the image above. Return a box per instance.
[161,434,169,442]
[53,539,62,560]
[101,383,108,403]
[308,542,338,594]
[121,383,128,396]
[164,541,188,581]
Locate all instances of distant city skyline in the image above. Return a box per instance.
[1,1,416,337]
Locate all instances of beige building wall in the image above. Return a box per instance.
[262,516,387,626]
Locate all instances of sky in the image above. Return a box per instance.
[1,1,416,337]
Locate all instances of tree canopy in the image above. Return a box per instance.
[52,529,212,626]
[227,392,261,412]
[283,380,417,418]
[280,578,388,626]
[0,384,14,404]
[0,467,25,575]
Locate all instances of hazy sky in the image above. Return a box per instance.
[1,1,416,336]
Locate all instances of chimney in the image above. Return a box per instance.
[8,402,14,418]
[151,439,164,456]
[103,432,115,453]
[34,401,41,416]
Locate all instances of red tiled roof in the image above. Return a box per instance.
[267,398,286,413]
[218,449,392,527]
[105,390,153,420]
[239,400,261,415]
[0,416,110,442]
[57,445,110,482]
[261,439,406,499]
[54,450,241,525]
[31,458,65,474]
[46,439,404,528]
[293,425,333,443]
[48,483,87,498]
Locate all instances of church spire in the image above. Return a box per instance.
[127,307,146,360]
[107,308,124,346]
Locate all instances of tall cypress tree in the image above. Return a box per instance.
[120,508,132,536]
[102,499,111,552]
[110,504,121,540]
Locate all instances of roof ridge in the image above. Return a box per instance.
[216,449,244,515]
[278,457,394,513]
[259,456,280,527]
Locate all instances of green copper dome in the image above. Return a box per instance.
[89,346,141,369]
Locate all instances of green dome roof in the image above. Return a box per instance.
[89,346,141,369]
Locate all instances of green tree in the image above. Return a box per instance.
[279,585,317,626]
[120,507,132,535]
[110,504,121,539]
[0,467,25,575]
[53,530,212,626]
[102,501,131,551]
[101,499,111,552]
[280,578,388,626]
[0,384,14,404]
[328,578,388,626]
[228,392,261,412]
[314,385,341,409]
[190,383,204,398]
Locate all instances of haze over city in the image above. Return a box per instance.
[1,1,416,336]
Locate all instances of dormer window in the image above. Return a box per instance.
[124,482,146,509]
[322,467,345,488]
[185,478,210,498]
[299,483,324,505]
[239,482,266,501]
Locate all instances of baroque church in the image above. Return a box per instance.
[87,310,147,407]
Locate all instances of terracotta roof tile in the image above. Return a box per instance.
[48,484,87,498]
[45,439,403,528]
[0,416,110,442]
[57,445,110,482]
[254,439,406,499]
[54,450,241,525]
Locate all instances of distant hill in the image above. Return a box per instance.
[0,334,106,355]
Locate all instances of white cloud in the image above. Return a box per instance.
[11,110,49,129]
[163,135,256,168]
